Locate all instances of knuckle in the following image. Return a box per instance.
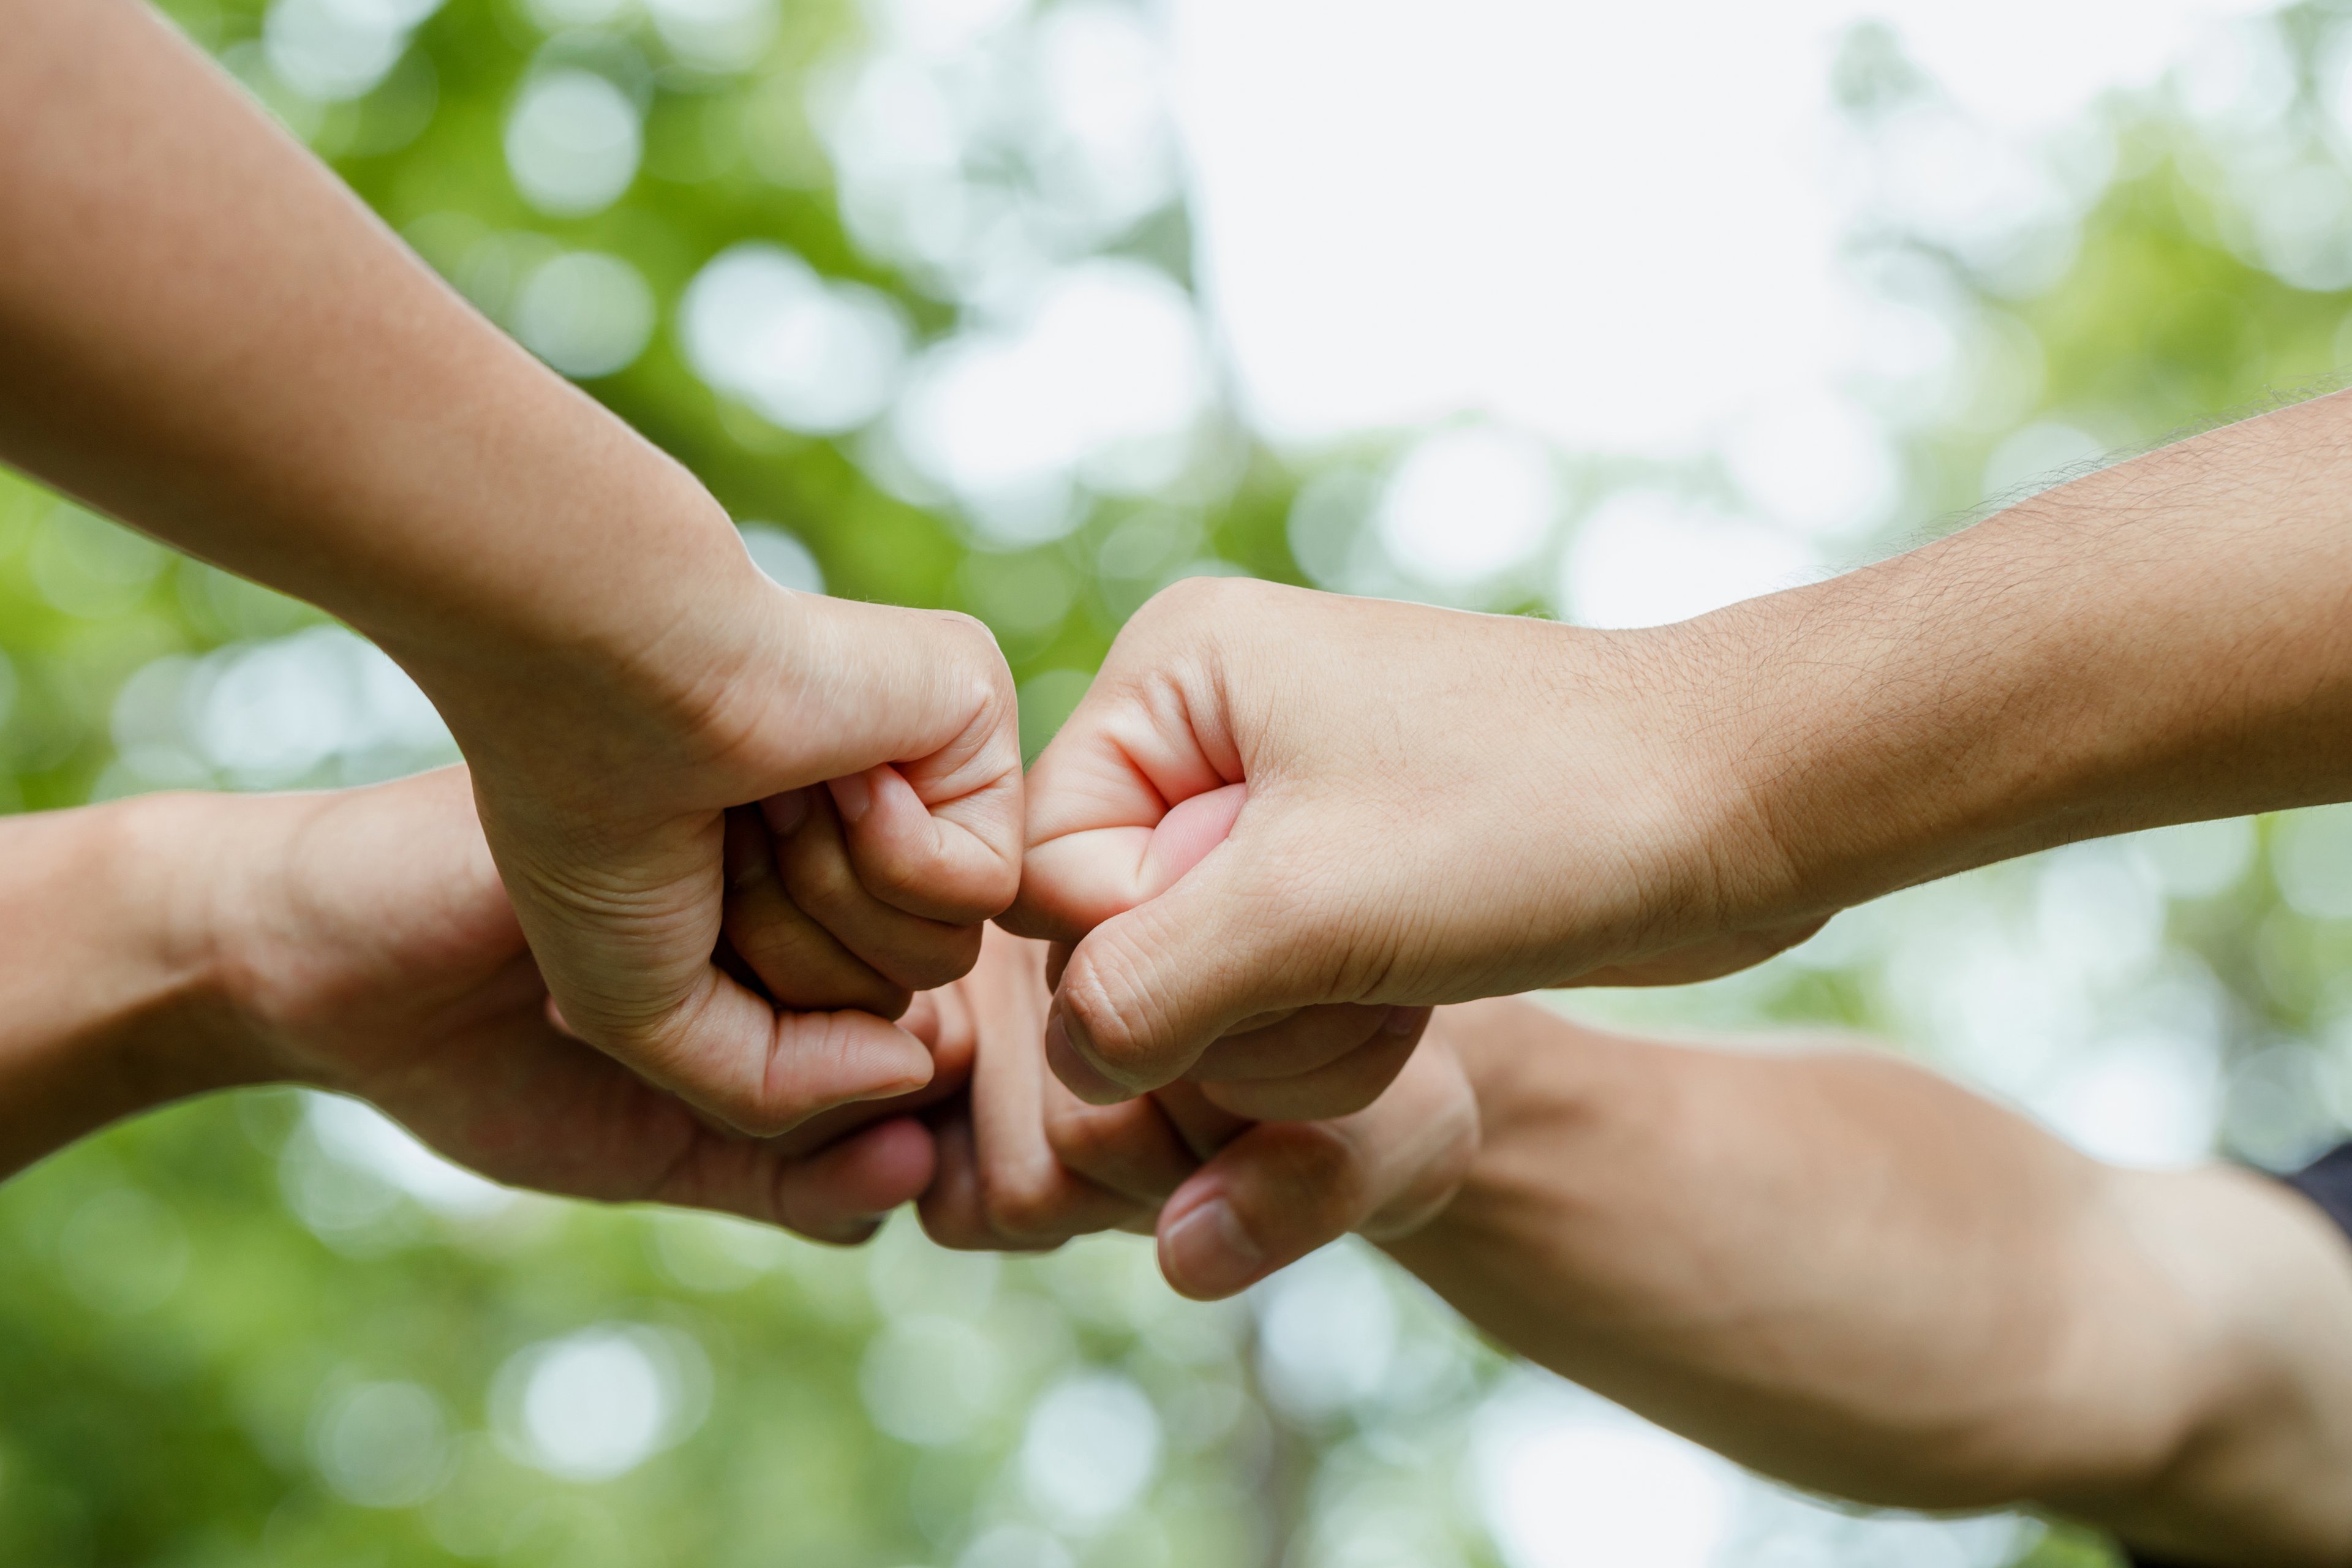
[1257,1123,1371,1235]
[747,1015,861,1137]
[1141,571,1242,622]
[1060,934,1178,1080]
[1042,1103,1134,1177]
[916,1199,989,1252]
[888,925,984,992]
[780,836,861,916]
[978,1159,1071,1244]
[712,1095,795,1140]
[934,608,998,654]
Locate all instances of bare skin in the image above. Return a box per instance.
[0,0,1023,1139]
[921,933,2352,1568]
[1014,390,2352,1112]
[0,769,954,1240]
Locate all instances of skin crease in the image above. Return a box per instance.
[0,0,1025,1142]
[914,931,2352,1568]
[1012,390,2352,1115]
[0,769,962,1242]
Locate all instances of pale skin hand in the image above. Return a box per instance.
[1016,387,2352,1106]
[917,945,2352,1568]
[0,0,1023,1137]
[0,769,962,1240]
[1008,576,1815,1107]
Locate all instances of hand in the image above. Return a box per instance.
[1011,776,1435,1123]
[427,545,1024,1140]
[1008,575,1819,1104]
[914,929,1479,1298]
[197,768,960,1241]
[0,1,1023,1143]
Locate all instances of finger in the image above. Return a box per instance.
[783,598,1025,919]
[1041,1076,1200,1207]
[924,1092,1147,1248]
[1042,849,1319,1102]
[633,971,937,1138]
[1155,1037,1478,1300]
[722,805,911,1016]
[1015,760,1306,1104]
[1011,782,1247,943]
[394,981,928,1243]
[661,1115,938,1245]
[916,1107,997,1249]
[761,979,975,1158]
[961,937,1148,1245]
[830,762,1021,926]
[1199,1008,1431,1121]
[1150,1080,1254,1161]
[776,598,1023,819]
[1004,604,1243,945]
[778,790,984,993]
[1193,1002,1400,1081]
[894,977,978,1084]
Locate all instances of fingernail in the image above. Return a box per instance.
[1381,1006,1432,1037]
[827,771,873,824]
[1045,1009,1128,1105]
[762,789,810,837]
[1160,1199,1264,1298]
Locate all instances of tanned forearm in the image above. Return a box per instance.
[1385,999,2352,1566]
[0,0,742,694]
[1698,391,2352,925]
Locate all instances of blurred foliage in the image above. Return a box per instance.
[11,0,2352,1562]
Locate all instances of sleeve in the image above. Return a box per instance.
[2124,1141,2352,1568]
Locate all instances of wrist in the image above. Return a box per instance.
[1393,1000,1618,1250]
[412,527,790,812]
[1557,616,1820,951]
[374,457,772,775]
[1667,514,2217,927]
[0,794,266,1174]
[99,793,284,1100]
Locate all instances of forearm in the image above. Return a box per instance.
[1387,999,2352,1564]
[0,0,748,700]
[0,797,259,1177]
[1695,390,2352,922]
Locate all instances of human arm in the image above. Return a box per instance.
[1384,1002,2352,1568]
[913,944,2352,1567]
[0,768,955,1238]
[0,0,1022,1132]
[1013,388,2352,1100]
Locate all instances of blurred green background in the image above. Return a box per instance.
[9,0,2352,1563]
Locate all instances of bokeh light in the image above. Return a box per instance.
[1559,491,1816,629]
[894,259,1212,543]
[1371,425,1558,592]
[512,251,657,379]
[494,1325,709,1482]
[680,243,908,434]
[505,69,643,218]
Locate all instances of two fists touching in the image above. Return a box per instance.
[648,573,1836,1281]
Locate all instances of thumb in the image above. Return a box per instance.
[1022,782,1267,1104]
[1153,1036,1479,1300]
[1043,828,1316,1103]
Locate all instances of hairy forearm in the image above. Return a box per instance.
[0,797,260,1177]
[0,0,745,696]
[1387,1000,2352,1564]
[1697,391,2352,923]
